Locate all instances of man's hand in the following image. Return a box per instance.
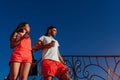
[49,41,55,47]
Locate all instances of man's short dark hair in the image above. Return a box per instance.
[45,26,56,36]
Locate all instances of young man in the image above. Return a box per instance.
[32,26,71,80]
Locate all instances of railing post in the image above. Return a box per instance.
[72,56,77,80]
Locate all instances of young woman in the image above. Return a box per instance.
[9,22,32,80]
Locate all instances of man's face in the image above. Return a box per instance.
[51,28,57,37]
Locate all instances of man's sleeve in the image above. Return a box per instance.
[38,35,44,41]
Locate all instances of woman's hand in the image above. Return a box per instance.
[23,33,29,38]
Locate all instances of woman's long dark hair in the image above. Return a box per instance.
[10,22,28,41]
[45,26,56,36]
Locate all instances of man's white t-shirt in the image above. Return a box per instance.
[39,35,60,62]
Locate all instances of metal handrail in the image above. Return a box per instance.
[5,55,120,80]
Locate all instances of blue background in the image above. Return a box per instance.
[0,0,120,79]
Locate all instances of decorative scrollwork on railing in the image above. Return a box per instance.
[61,55,120,80]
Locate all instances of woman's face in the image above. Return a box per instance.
[24,24,30,33]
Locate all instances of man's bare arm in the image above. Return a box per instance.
[32,40,55,52]
[58,50,66,65]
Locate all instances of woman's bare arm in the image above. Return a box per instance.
[10,32,21,48]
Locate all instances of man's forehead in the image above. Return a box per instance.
[52,28,57,31]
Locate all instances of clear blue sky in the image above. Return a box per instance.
[0,0,120,79]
